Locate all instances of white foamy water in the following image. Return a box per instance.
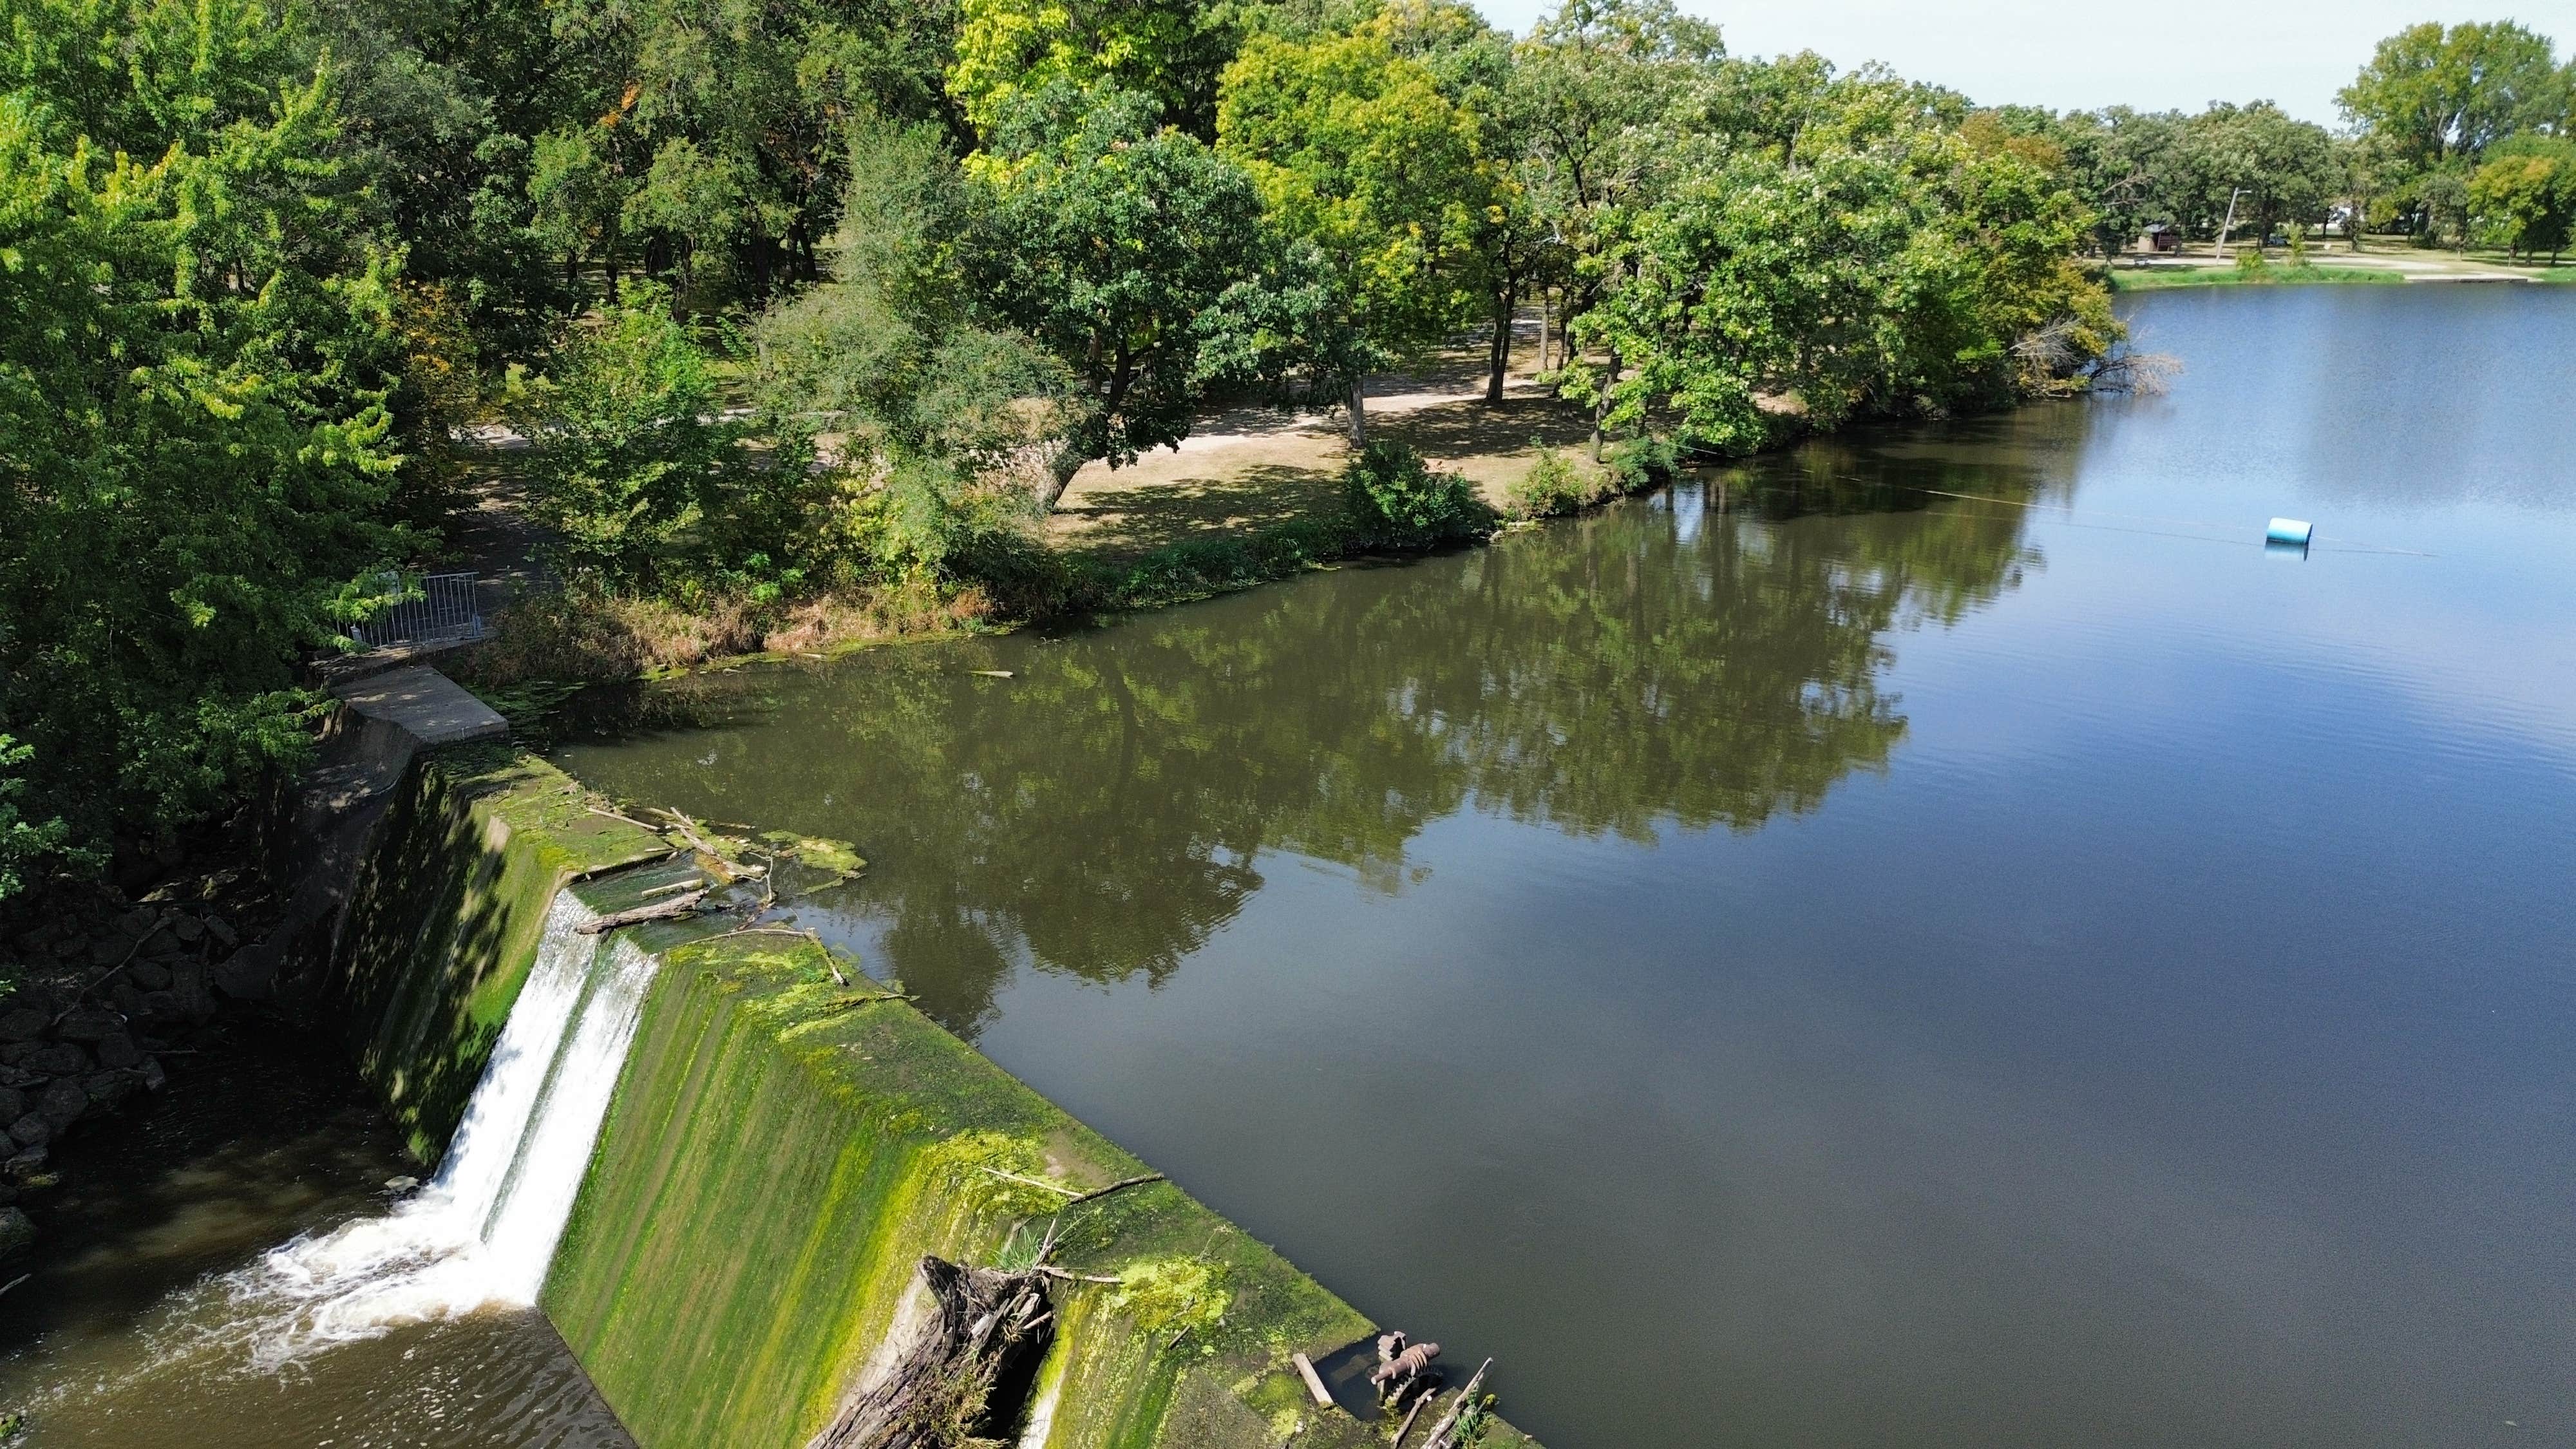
[207,891,662,1370]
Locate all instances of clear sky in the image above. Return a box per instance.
[1466,1,2576,125]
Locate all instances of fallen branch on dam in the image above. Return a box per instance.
[804,1256,1055,1449]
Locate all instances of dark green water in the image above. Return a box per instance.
[0,1019,629,1446]
[554,286,2576,1448]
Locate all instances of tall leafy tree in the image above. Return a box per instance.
[2468,135,2576,260]
[1217,17,1495,442]
[755,120,1077,574]
[967,86,1278,506]
[1566,84,2111,461]
[1511,0,1723,366]
[948,0,1236,138]
[2339,21,2567,171]
[2339,20,2568,243]
[1,0,407,866]
[2173,102,2343,243]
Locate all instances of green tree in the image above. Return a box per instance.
[2339,21,2568,245]
[967,86,1278,506]
[0,735,84,905]
[1566,94,2110,460]
[2468,135,2576,260]
[1363,1,1540,404]
[1217,18,1496,443]
[1510,0,1723,370]
[580,0,954,296]
[949,0,1236,138]
[623,136,746,298]
[529,124,630,291]
[2174,101,2342,244]
[2338,21,2567,171]
[513,287,814,589]
[299,0,590,357]
[757,118,1077,574]
[1,0,408,860]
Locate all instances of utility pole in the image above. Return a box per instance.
[2213,187,2244,260]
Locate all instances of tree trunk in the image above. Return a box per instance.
[576,891,706,934]
[1347,381,1368,448]
[1589,348,1620,464]
[804,1256,1054,1449]
[1484,283,1516,404]
[1036,442,1086,512]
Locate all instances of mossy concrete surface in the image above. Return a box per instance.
[326,744,668,1159]
[547,934,1537,1449]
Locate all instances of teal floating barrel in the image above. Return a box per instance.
[2266,517,2313,545]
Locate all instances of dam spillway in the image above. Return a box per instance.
[290,740,1526,1449]
[225,893,658,1368]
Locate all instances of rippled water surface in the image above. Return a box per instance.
[557,285,2576,1449]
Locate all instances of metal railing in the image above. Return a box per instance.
[353,572,484,648]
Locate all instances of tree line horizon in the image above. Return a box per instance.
[2,0,2569,914]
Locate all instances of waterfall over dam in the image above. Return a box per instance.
[223,890,661,1369]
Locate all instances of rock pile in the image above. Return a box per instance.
[0,899,247,1226]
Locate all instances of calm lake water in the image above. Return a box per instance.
[554,285,2576,1448]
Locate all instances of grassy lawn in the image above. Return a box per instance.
[2108,240,2576,292]
[2110,263,2407,291]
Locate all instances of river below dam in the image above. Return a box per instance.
[6,284,2574,1447]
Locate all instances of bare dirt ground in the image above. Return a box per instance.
[1047,318,1604,560]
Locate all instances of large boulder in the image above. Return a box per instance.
[0,1204,33,1257]
[35,1077,86,1128]
[7,1115,49,1149]
[55,1007,124,1043]
[170,963,216,1020]
[212,947,277,1001]
[0,1010,46,1043]
[136,990,185,1029]
[82,1072,140,1112]
[23,1043,86,1076]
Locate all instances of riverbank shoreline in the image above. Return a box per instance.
[2109,251,2576,291]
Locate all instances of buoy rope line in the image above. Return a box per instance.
[1900,486,2438,557]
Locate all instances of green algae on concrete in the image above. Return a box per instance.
[327,744,668,1159]
[547,933,1532,1449]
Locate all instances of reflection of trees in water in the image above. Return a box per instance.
[566,422,2061,1036]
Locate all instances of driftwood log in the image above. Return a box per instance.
[804,1256,1054,1449]
[575,889,707,934]
[1420,1357,1493,1449]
